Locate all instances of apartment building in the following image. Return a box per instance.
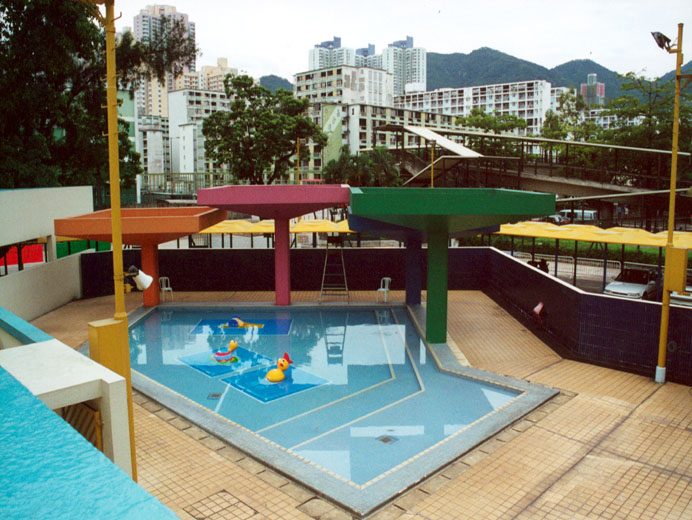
[172,58,239,92]
[168,89,230,172]
[394,80,553,136]
[307,36,426,97]
[580,73,606,106]
[136,115,170,174]
[299,103,461,172]
[294,66,394,108]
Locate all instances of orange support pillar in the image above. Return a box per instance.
[140,244,160,307]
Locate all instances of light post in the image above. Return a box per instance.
[430,139,436,188]
[80,0,137,478]
[652,24,692,384]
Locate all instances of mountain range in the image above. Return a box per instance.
[260,47,692,100]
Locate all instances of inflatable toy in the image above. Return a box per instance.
[220,315,264,329]
[266,352,293,382]
[214,340,239,363]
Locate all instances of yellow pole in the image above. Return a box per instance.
[430,140,435,188]
[296,138,300,185]
[656,23,684,384]
[103,0,137,478]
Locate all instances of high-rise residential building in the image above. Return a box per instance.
[294,65,393,108]
[132,5,196,120]
[168,89,230,172]
[133,5,196,77]
[172,58,238,92]
[394,80,553,136]
[381,37,426,95]
[306,36,426,96]
[580,73,606,106]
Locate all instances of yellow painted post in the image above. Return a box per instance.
[656,23,684,384]
[83,0,138,480]
[430,140,435,188]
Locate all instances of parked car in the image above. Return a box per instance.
[670,275,692,307]
[603,267,658,300]
[534,214,568,225]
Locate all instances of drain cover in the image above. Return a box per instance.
[377,435,398,444]
[208,392,222,400]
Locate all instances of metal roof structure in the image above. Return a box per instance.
[496,221,692,249]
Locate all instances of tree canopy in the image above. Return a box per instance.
[0,0,197,190]
[322,146,402,187]
[202,75,326,184]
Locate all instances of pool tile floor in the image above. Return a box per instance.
[33,290,692,519]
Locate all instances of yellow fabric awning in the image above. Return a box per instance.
[496,221,692,249]
[200,219,353,235]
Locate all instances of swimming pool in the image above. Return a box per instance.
[128,305,556,515]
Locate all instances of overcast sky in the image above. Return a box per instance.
[113,0,691,82]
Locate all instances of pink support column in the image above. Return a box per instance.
[140,243,160,307]
[274,218,291,306]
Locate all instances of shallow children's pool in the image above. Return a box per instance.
[129,305,556,515]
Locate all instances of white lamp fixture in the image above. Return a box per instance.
[126,265,153,291]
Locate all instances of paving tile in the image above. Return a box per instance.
[256,469,289,489]
[183,425,210,441]
[278,482,316,504]
[412,427,589,520]
[366,504,407,520]
[198,435,228,451]
[535,394,630,447]
[296,498,335,517]
[529,359,658,407]
[235,457,267,475]
[600,418,692,477]
[393,489,429,511]
[517,450,692,520]
[417,473,451,495]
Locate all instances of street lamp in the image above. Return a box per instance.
[653,23,692,384]
[80,0,138,479]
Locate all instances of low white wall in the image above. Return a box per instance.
[0,255,82,321]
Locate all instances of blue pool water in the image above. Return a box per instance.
[129,305,555,514]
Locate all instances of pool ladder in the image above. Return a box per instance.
[320,237,349,302]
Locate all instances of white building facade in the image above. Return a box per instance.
[307,36,425,97]
[168,89,230,172]
[394,80,553,136]
[294,66,394,108]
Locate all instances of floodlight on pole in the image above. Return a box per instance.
[653,23,692,384]
[651,31,672,51]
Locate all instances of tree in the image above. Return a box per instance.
[202,75,327,184]
[602,72,692,152]
[456,108,527,134]
[0,0,198,190]
[322,146,402,187]
[456,108,527,155]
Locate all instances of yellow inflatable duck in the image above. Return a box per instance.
[266,352,293,382]
[214,340,238,363]
[219,315,264,329]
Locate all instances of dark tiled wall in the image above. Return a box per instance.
[80,247,692,385]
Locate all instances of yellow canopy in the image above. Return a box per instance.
[496,221,692,249]
[200,219,353,235]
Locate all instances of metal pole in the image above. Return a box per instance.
[656,23,684,384]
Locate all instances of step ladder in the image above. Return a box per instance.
[321,311,348,364]
[320,237,349,302]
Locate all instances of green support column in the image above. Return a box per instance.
[426,231,449,343]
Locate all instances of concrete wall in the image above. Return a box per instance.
[0,255,82,321]
[0,186,93,248]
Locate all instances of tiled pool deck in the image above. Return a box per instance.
[32,290,692,519]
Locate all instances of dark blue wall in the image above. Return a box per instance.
[79,247,692,385]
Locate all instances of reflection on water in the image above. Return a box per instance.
[129,307,520,485]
